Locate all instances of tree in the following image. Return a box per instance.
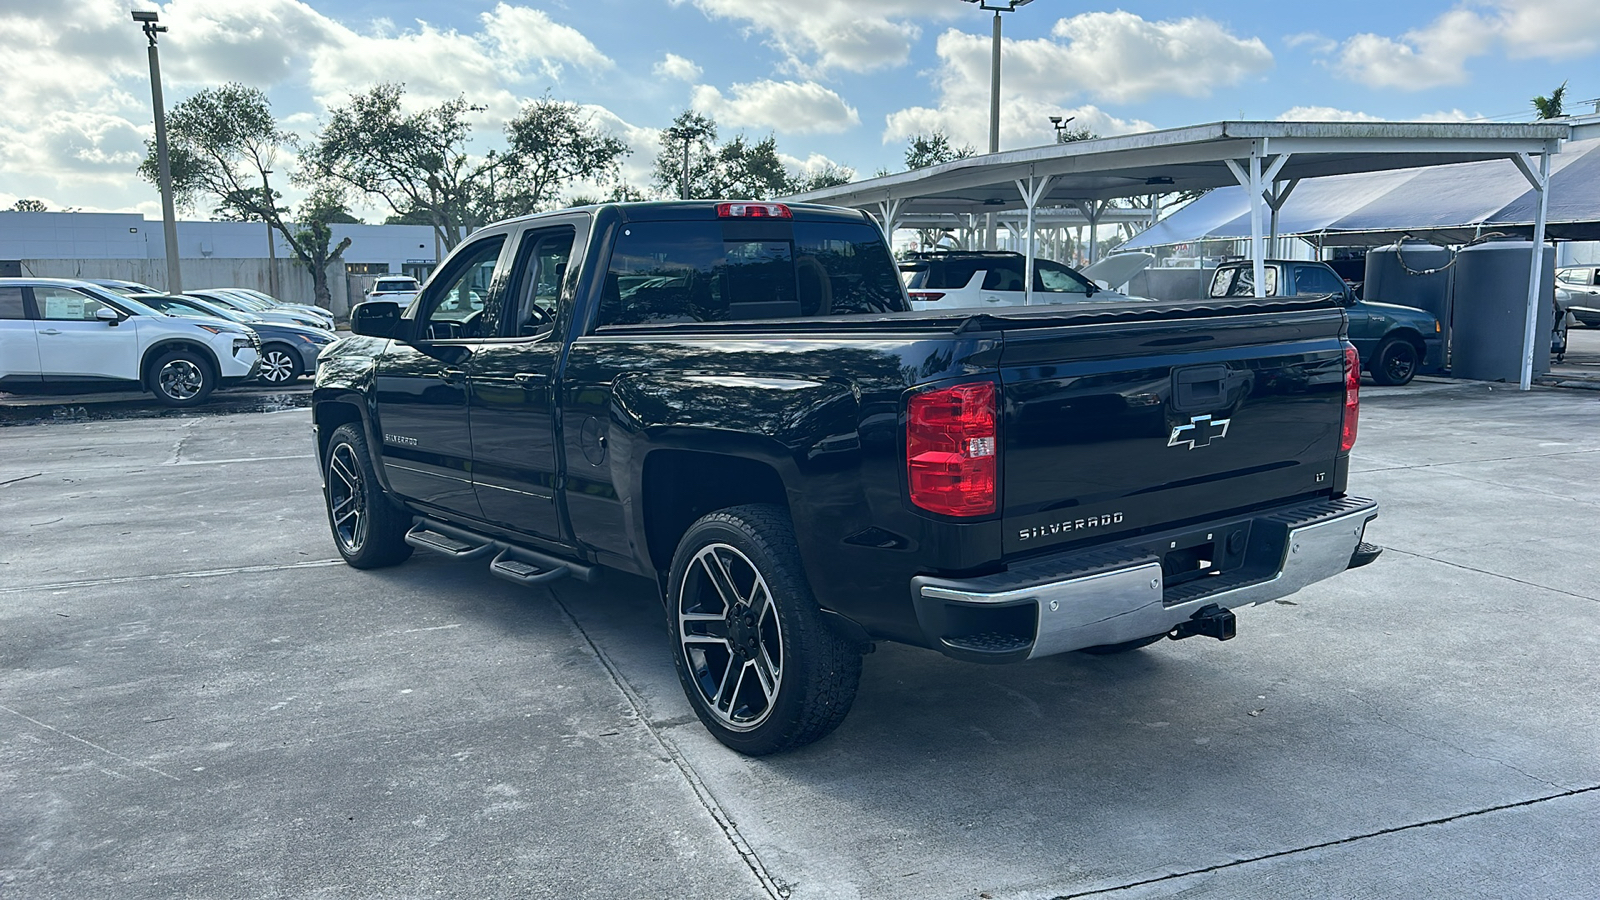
[1055,125,1098,143]
[309,83,492,252]
[137,83,350,310]
[654,110,718,199]
[11,199,47,212]
[1532,81,1568,119]
[499,96,629,216]
[904,131,975,170]
[793,162,854,193]
[651,111,826,200]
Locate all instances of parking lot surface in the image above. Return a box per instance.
[2,381,1597,899]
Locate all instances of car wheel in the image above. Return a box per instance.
[258,344,303,384]
[667,504,862,756]
[148,349,215,407]
[323,423,413,569]
[1078,633,1168,655]
[1369,337,1419,386]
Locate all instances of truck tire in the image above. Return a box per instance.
[667,504,861,756]
[323,423,413,569]
[1369,336,1419,386]
[148,349,215,407]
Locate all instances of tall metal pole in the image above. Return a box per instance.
[141,17,182,294]
[262,169,279,299]
[1518,148,1552,391]
[984,10,1002,250]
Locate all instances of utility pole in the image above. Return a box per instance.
[262,169,279,299]
[963,0,1032,250]
[133,9,181,293]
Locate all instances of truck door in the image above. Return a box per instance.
[372,234,507,518]
[466,222,582,540]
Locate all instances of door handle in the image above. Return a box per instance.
[439,368,466,385]
[513,372,546,388]
[38,328,61,335]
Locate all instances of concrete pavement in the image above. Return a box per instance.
[2,381,1597,898]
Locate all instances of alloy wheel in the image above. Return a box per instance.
[327,443,368,554]
[158,359,204,401]
[678,542,783,731]
[260,349,296,383]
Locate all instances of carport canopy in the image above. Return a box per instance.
[786,120,1572,389]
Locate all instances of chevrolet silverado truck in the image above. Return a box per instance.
[1209,259,1443,386]
[312,201,1380,755]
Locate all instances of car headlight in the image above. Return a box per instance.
[297,333,334,344]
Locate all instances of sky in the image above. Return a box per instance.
[2,0,1597,222]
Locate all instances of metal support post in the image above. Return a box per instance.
[1513,148,1554,391]
[145,34,181,293]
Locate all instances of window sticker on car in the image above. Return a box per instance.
[45,294,85,319]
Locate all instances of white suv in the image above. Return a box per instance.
[898,251,1132,311]
[0,278,261,407]
[367,276,420,304]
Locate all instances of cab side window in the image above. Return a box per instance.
[1294,265,1347,297]
[416,236,506,340]
[505,227,575,337]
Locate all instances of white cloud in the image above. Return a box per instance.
[1329,1,1600,90]
[654,53,702,82]
[1278,106,1384,122]
[1334,10,1492,89]
[1284,32,1337,54]
[1277,106,1483,123]
[883,12,1259,152]
[691,80,860,135]
[674,0,959,74]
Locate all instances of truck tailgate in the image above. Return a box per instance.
[998,305,1348,558]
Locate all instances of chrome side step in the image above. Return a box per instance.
[404,519,597,585]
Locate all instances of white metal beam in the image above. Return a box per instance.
[1517,148,1553,391]
[1016,174,1054,305]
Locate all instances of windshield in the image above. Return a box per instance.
[139,295,247,323]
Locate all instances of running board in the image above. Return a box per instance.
[404,519,597,585]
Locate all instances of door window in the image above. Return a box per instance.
[1294,265,1348,297]
[1034,259,1094,295]
[417,236,506,340]
[981,261,1026,292]
[34,287,113,321]
[0,286,24,319]
[506,228,575,337]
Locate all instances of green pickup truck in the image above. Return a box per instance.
[1210,260,1444,386]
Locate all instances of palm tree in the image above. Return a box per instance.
[1532,81,1568,119]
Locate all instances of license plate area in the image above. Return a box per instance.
[1159,525,1251,589]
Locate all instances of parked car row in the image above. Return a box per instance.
[1555,266,1600,328]
[0,277,341,406]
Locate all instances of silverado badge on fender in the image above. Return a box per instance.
[1168,414,1231,450]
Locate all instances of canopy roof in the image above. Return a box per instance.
[787,120,1570,216]
[1125,136,1600,248]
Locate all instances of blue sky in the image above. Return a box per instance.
[3,0,1595,220]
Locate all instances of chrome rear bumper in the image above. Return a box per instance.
[911,497,1379,661]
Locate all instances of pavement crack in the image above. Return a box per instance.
[1359,445,1600,475]
[0,472,43,487]
[1382,546,1600,604]
[0,702,181,782]
[547,585,790,900]
[0,559,345,595]
[1343,691,1562,790]
[1051,784,1600,898]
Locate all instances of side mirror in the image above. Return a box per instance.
[95,307,122,326]
[350,300,401,338]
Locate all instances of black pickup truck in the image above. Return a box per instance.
[313,201,1380,755]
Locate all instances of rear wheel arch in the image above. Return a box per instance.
[641,448,791,576]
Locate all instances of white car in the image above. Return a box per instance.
[0,277,260,406]
[899,251,1134,311]
[367,276,420,304]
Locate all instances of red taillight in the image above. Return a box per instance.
[716,202,792,218]
[908,291,946,303]
[1342,341,1360,452]
[907,382,998,516]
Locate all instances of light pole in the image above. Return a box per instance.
[1049,115,1076,143]
[261,169,279,299]
[962,0,1032,249]
[132,9,181,294]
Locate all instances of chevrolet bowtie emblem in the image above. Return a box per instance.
[1168,414,1231,450]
